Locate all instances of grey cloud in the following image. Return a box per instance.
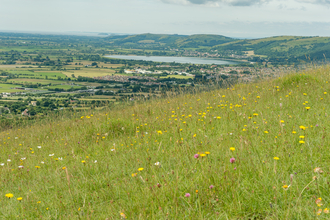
[161,0,270,6]
[296,0,330,4]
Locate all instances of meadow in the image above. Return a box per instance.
[1,65,330,219]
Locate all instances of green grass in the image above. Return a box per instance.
[1,66,330,218]
[0,83,28,93]
[8,70,68,79]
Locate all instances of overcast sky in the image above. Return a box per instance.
[1,0,330,38]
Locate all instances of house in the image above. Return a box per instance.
[22,109,29,117]
[30,101,37,106]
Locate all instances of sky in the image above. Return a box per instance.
[1,0,330,38]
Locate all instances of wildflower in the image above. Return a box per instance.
[264,131,269,134]
[37,201,41,204]
[81,160,86,163]
[230,158,236,163]
[317,209,322,216]
[62,167,66,170]
[120,213,127,219]
[209,185,214,189]
[200,154,206,157]
[195,190,198,193]
[1,163,5,166]
[299,125,306,130]
[230,147,235,151]
[205,151,210,155]
[49,154,54,157]
[193,134,197,138]
[94,160,97,163]
[292,131,297,134]
[21,157,26,160]
[154,162,160,166]
[41,161,44,164]
[282,185,290,190]
[299,141,305,144]
[324,208,329,213]
[299,136,305,139]
[314,167,324,173]
[138,168,144,171]
[157,131,163,135]
[316,198,323,207]
[253,113,258,116]
[194,154,199,159]
[17,197,22,201]
[7,159,11,162]
[35,166,40,169]
[132,173,137,177]
[185,193,191,197]
[5,193,13,199]
[37,146,41,149]
[273,157,279,160]
[58,157,63,160]
[18,166,24,168]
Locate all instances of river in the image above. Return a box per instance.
[105,55,237,65]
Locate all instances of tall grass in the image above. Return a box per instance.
[1,65,330,219]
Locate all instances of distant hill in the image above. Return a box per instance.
[106,33,236,48]
[213,36,330,60]
[106,33,330,62]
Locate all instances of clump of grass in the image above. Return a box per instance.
[1,65,330,219]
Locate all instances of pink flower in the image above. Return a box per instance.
[230,158,236,163]
[209,185,214,189]
[185,193,191,197]
[194,154,199,159]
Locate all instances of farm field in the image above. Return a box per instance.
[1,66,330,219]
[62,68,117,77]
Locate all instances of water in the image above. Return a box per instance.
[105,55,237,65]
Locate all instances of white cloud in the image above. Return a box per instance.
[161,0,270,6]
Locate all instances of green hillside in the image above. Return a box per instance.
[213,36,330,61]
[107,33,236,48]
[1,65,330,218]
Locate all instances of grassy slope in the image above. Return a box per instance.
[1,66,330,219]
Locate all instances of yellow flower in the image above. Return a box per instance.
[317,209,322,216]
[17,197,22,201]
[157,131,163,135]
[132,173,137,177]
[316,198,323,207]
[299,140,305,144]
[282,185,289,190]
[5,193,14,199]
[230,147,235,151]
[264,131,269,134]
[292,131,297,134]
[195,190,198,193]
[253,113,258,116]
[37,201,41,204]
[200,154,206,157]
[62,167,66,170]
[81,160,86,163]
[305,107,310,110]
[205,152,210,155]
[299,125,306,130]
[35,166,40,169]
[324,208,329,214]
[299,136,305,139]
[138,168,144,171]
[273,157,279,160]
[280,120,284,123]
[120,213,127,218]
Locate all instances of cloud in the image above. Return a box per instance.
[296,0,330,4]
[161,0,270,6]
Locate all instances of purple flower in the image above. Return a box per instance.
[209,185,214,189]
[316,124,319,127]
[185,193,191,197]
[194,154,199,159]
[234,167,237,170]
[230,157,236,163]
